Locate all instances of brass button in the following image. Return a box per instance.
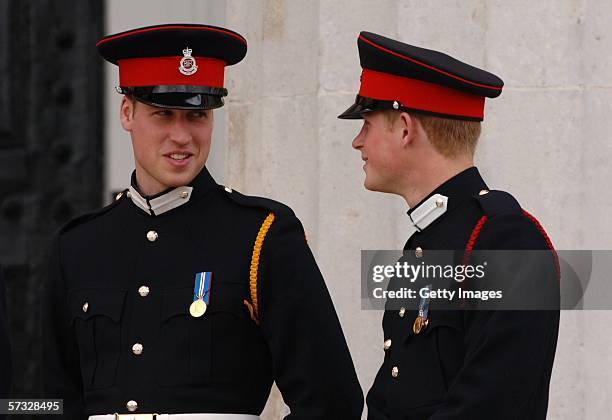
[126,190,132,198]
[224,186,233,193]
[82,302,89,313]
[146,230,158,242]
[115,192,123,201]
[138,285,150,297]
[126,400,138,412]
[399,307,406,318]
[132,343,143,355]
[415,247,423,258]
[180,191,189,199]
[383,339,392,351]
[435,198,444,208]
[391,366,399,378]
[479,189,489,196]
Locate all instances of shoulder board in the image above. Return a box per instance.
[219,185,295,218]
[60,189,128,235]
[474,190,522,218]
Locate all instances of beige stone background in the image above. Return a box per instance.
[104,0,612,418]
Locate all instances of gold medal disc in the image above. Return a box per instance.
[189,299,207,317]
[413,315,423,334]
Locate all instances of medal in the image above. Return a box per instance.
[189,298,207,317]
[190,271,212,318]
[413,284,431,335]
[413,315,423,334]
[413,315,429,334]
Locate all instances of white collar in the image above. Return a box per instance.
[127,185,194,216]
[408,193,448,231]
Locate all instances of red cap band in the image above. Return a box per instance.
[359,69,485,120]
[118,57,226,88]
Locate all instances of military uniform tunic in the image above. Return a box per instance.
[42,168,363,419]
[366,167,559,420]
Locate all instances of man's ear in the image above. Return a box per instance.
[119,96,135,132]
[398,111,417,147]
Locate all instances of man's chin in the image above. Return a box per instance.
[364,178,381,192]
[364,177,395,194]
[161,169,201,188]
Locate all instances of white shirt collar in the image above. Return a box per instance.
[127,185,194,216]
[408,193,448,231]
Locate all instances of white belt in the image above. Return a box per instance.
[89,415,259,420]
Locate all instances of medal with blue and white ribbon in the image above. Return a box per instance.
[189,272,212,318]
[413,284,432,334]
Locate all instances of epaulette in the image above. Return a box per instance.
[473,189,522,218]
[466,190,559,279]
[464,189,522,263]
[220,185,297,325]
[219,185,295,218]
[59,189,128,235]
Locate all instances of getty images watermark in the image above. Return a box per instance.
[362,250,602,311]
[371,259,499,302]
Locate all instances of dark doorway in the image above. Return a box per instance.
[0,0,104,403]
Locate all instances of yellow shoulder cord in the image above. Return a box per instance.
[244,212,275,325]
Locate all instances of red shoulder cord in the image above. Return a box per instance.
[463,210,560,280]
[462,215,488,266]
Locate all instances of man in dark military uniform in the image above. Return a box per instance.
[339,32,559,419]
[0,266,11,399]
[42,24,363,420]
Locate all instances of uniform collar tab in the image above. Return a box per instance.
[127,167,217,216]
[408,193,448,231]
[406,167,487,231]
[128,185,193,216]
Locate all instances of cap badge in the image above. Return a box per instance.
[179,47,198,76]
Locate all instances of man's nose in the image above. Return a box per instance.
[352,133,363,150]
[168,119,193,144]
